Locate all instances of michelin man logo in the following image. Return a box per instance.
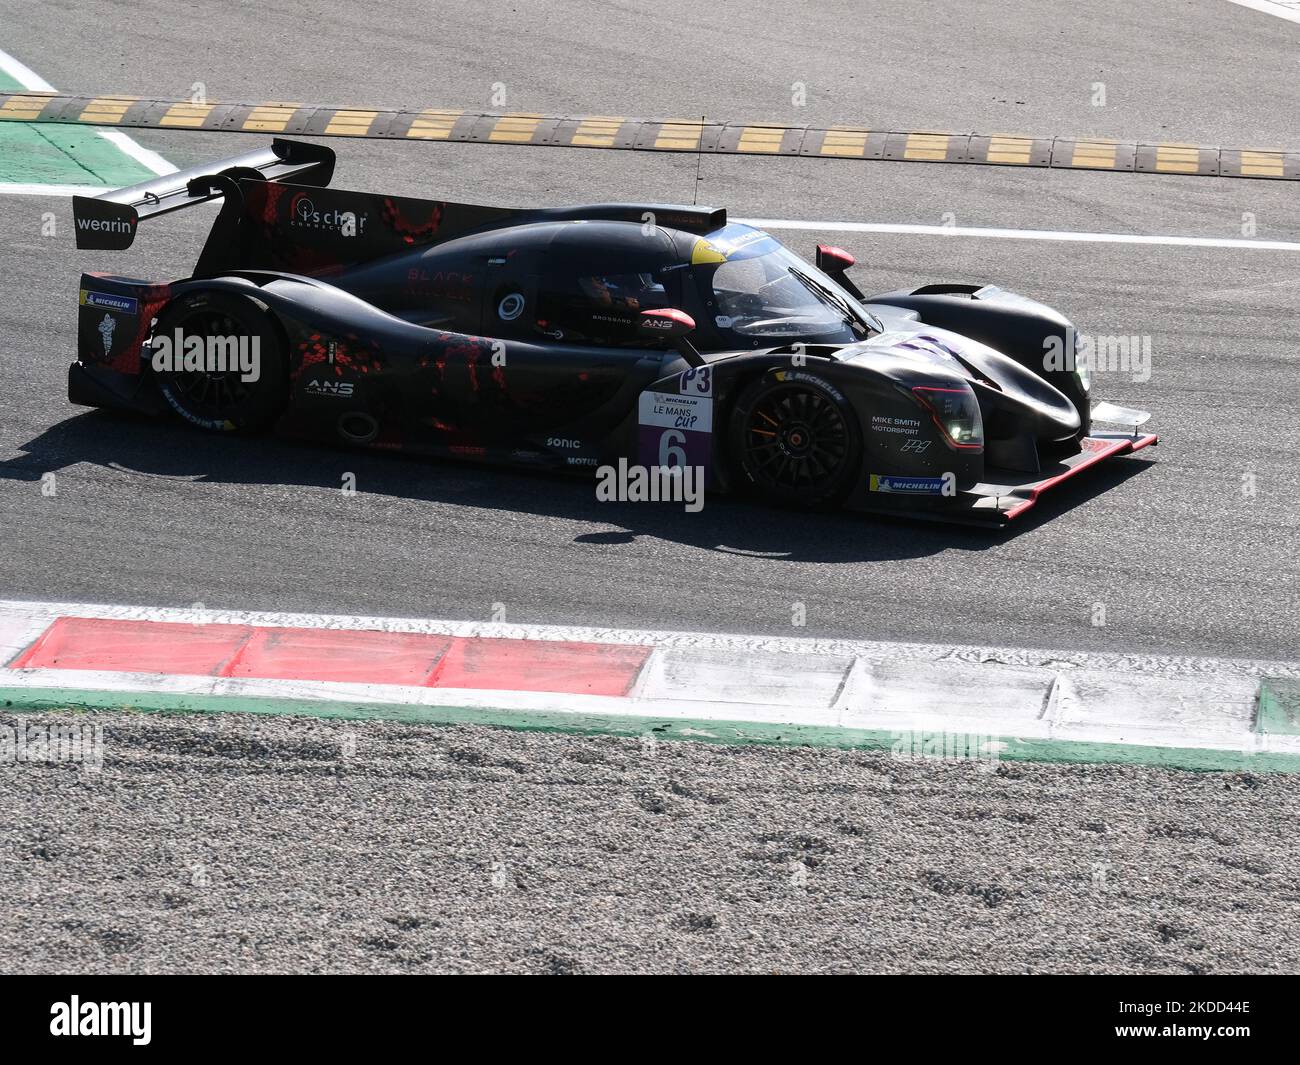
[97,313,115,354]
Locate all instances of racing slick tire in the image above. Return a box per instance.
[150,290,288,433]
[727,370,863,508]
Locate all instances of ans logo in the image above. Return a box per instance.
[306,378,355,398]
[291,195,367,237]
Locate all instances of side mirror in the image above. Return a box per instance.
[814,244,866,301]
[815,244,855,273]
[639,308,704,366]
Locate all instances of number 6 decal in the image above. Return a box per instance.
[658,428,687,467]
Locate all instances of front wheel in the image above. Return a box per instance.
[727,371,863,507]
[150,291,287,433]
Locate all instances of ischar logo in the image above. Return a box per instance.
[50,995,151,1045]
[291,193,367,237]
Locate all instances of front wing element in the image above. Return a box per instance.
[965,432,1158,525]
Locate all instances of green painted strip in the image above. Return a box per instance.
[1,685,1297,773]
[0,70,156,186]
[1257,678,1300,735]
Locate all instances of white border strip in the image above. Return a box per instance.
[1225,0,1300,26]
[94,129,177,176]
[0,47,55,92]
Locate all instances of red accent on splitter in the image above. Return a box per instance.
[1003,433,1158,520]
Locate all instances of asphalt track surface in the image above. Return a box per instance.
[5,710,1300,975]
[4,138,1299,659]
[1,1,1299,974]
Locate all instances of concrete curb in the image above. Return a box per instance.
[2,92,1297,180]
[2,599,1299,771]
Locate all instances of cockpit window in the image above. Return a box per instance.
[705,240,873,345]
[577,272,668,311]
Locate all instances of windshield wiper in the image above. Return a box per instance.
[787,267,878,339]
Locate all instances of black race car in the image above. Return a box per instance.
[70,138,1155,524]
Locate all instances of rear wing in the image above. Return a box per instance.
[72,138,335,252]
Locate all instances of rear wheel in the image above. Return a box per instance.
[728,371,862,507]
[151,291,287,432]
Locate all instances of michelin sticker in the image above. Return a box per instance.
[79,289,139,315]
[869,473,954,495]
[637,389,712,476]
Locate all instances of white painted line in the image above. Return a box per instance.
[0,182,108,196]
[1224,0,1300,26]
[737,217,1300,252]
[95,129,177,176]
[0,47,55,92]
[0,47,175,179]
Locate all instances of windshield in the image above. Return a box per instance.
[703,238,876,346]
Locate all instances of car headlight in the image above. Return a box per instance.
[912,386,983,450]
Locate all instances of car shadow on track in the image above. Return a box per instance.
[0,411,1155,564]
